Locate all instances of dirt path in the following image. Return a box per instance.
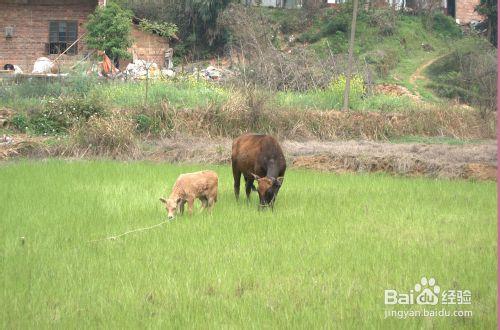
[145,137,497,181]
[408,53,449,97]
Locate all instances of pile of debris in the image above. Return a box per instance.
[124,59,175,80]
[0,135,49,160]
[373,83,419,101]
[191,65,236,81]
[200,66,222,80]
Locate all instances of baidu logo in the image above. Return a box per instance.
[384,276,471,306]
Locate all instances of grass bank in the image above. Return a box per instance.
[0,160,496,328]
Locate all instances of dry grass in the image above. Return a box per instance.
[154,92,495,141]
[69,114,138,158]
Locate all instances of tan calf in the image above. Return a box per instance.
[160,170,218,219]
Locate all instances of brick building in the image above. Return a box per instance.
[325,0,484,24]
[447,0,483,24]
[0,0,106,71]
[119,24,171,69]
[0,0,170,72]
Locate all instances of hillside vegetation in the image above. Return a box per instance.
[0,5,496,150]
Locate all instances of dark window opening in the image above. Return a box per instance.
[447,0,455,17]
[49,21,78,55]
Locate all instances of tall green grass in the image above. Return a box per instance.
[0,78,229,111]
[0,161,496,328]
[274,90,419,111]
[96,80,229,109]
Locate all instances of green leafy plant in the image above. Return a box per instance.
[29,97,106,135]
[85,3,133,60]
[135,113,161,134]
[329,74,366,107]
[11,114,29,133]
[428,12,462,38]
[138,19,178,39]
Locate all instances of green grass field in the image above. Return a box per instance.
[1,160,496,328]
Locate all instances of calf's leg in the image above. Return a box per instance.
[200,196,208,209]
[207,190,217,210]
[178,200,186,215]
[186,198,195,215]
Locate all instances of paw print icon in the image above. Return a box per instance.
[415,277,440,305]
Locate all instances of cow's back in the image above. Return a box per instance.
[232,134,286,177]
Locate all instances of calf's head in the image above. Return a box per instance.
[159,197,180,219]
[251,174,284,207]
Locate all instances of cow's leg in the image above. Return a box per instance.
[245,177,254,202]
[232,165,241,201]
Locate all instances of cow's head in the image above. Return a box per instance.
[159,197,181,219]
[251,173,284,207]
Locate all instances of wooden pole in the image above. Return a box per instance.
[342,0,359,111]
[53,32,87,63]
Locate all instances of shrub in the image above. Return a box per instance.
[135,113,161,134]
[297,8,349,44]
[11,114,29,133]
[321,15,349,35]
[70,115,137,156]
[426,38,496,115]
[85,3,133,61]
[28,96,106,135]
[363,49,399,78]
[368,9,397,36]
[309,34,348,57]
[279,14,303,35]
[428,12,462,38]
[29,106,72,135]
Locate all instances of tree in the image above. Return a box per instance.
[342,0,359,111]
[85,3,134,62]
[115,0,231,60]
[183,0,232,55]
[476,0,497,47]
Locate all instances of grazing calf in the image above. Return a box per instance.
[160,170,218,219]
[231,133,286,208]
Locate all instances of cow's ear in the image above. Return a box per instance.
[160,197,167,204]
[251,173,261,180]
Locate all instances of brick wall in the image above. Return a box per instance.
[119,26,170,68]
[455,0,483,24]
[0,0,98,72]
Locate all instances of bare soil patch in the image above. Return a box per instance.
[373,84,419,101]
[2,134,496,180]
[145,137,496,181]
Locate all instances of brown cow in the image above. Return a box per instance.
[231,133,286,208]
[160,170,218,219]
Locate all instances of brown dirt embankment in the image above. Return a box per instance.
[145,137,496,181]
[1,135,496,181]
